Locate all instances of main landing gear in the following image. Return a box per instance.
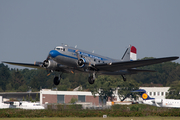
[88,73,96,84]
[54,76,60,85]
[53,73,63,85]
[88,76,95,84]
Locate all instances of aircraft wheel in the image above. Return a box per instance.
[88,76,95,84]
[54,76,60,85]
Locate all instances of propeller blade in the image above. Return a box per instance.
[47,73,51,76]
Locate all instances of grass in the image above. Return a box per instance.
[0,117,180,120]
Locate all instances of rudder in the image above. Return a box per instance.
[121,45,137,61]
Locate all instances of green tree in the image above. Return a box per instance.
[11,69,25,90]
[87,75,121,106]
[57,77,71,91]
[29,96,32,102]
[117,79,139,101]
[17,84,28,92]
[22,96,25,101]
[130,58,180,86]
[69,97,78,104]
[35,93,39,101]
[166,81,180,99]
[26,95,29,101]
[5,83,14,92]
[0,63,10,91]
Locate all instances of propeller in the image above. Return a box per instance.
[75,50,97,70]
[34,61,43,67]
[75,50,87,67]
[34,54,53,76]
[42,54,51,67]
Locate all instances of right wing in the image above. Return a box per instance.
[95,56,179,72]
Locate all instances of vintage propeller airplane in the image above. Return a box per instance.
[2,45,178,85]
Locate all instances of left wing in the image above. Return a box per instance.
[2,61,42,69]
[95,56,179,72]
[2,61,71,73]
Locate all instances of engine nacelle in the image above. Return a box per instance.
[43,59,57,69]
[77,58,92,68]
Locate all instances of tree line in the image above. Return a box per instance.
[0,57,180,100]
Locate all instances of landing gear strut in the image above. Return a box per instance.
[121,75,126,81]
[88,72,96,84]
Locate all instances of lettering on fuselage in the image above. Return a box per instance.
[68,49,106,61]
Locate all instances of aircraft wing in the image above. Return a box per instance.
[95,56,179,72]
[2,61,71,73]
[2,61,43,69]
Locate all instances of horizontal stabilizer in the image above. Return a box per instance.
[131,89,147,93]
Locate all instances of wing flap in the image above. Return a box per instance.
[95,56,179,72]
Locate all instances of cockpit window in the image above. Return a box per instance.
[55,47,65,51]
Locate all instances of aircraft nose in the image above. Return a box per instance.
[49,50,60,58]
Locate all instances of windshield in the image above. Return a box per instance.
[55,47,65,51]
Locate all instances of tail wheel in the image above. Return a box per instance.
[54,76,60,85]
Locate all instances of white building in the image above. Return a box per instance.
[139,87,170,99]
[39,87,170,105]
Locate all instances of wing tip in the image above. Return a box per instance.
[169,56,179,61]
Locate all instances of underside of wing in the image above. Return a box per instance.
[95,56,179,72]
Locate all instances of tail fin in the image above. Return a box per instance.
[131,89,154,100]
[121,45,137,61]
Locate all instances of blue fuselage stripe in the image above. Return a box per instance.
[50,49,108,61]
[50,50,78,60]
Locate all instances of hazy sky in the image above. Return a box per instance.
[1,0,180,69]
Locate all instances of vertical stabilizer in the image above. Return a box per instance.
[132,89,154,100]
[121,45,137,61]
[130,46,137,61]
